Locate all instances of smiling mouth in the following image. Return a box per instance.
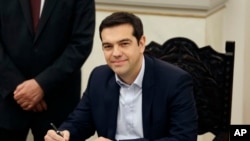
[112,60,126,66]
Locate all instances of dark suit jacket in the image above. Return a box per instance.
[60,55,198,141]
[0,0,95,129]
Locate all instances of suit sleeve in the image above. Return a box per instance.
[58,91,95,141]
[0,0,25,98]
[0,40,26,99]
[58,68,97,141]
[35,0,95,96]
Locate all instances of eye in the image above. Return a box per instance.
[120,41,130,47]
[103,45,110,48]
[103,44,113,51]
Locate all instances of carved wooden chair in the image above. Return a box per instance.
[144,37,235,141]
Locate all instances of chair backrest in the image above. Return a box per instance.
[144,37,235,141]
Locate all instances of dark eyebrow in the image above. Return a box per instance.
[102,42,110,46]
[102,38,132,46]
[118,38,132,43]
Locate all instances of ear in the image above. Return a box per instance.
[139,35,146,53]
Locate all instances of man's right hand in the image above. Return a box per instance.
[44,129,70,141]
[32,99,47,112]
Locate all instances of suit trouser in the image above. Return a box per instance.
[0,128,29,141]
[0,121,58,141]
[0,111,63,141]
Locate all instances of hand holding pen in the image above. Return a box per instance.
[50,123,63,137]
[44,123,70,141]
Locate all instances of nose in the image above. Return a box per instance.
[112,46,122,57]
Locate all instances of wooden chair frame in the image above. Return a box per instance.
[144,37,235,141]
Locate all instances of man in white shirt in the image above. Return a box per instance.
[45,11,197,141]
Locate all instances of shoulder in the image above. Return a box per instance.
[145,55,189,77]
[88,64,114,82]
[144,55,193,91]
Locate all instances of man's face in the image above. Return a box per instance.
[101,24,145,83]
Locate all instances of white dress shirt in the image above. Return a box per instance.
[115,57,145,140]
[40,0,45,17]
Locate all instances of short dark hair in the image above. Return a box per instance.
[99,12,144,43]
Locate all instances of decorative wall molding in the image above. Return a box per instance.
[96,0,228,17]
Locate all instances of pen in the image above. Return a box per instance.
[50,123,63,137]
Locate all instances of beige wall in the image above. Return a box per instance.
[243,0,250,124]
[206,9,225,52]
[222,0,250,124]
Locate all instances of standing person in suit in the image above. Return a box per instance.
[44,12,197,141]
[0,0,95,141]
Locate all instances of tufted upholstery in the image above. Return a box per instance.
[144,37,235,141]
